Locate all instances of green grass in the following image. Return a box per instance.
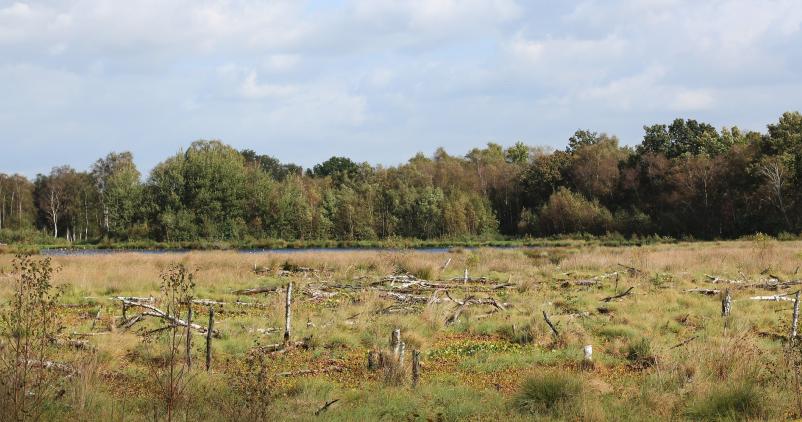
[512,372,583,417]
[686,383,767,421]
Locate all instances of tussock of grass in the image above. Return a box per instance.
[512,372,583,417]
[687,383,766,420]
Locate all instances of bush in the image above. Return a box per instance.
[512,372,582,416]
[687,383,766,420]
[538,188,613,235]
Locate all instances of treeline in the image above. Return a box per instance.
[2,111,801,244]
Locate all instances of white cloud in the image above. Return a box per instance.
[240,72,296,99]
[0,0,801,175]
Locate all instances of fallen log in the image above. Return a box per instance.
[114,298,220,337]
[27,359,75,375]
[749,294,796,302]
[231,286,279,295]
[444,295,508,325]
[278,365,344,377]
[617,264,642,275]
[601,287,634,302]
[705,274,742,284]
[686,288,720,295]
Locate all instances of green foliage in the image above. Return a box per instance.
[0,255,63,420]
[4,110,802,243]
[539,188,613,235]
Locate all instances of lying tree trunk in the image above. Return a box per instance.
[277,365,344,377]
[115,298,219,337]
[686,288,720,295]
[231,286,279,295]
[749,295,796,302]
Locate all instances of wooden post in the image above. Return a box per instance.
[791,290,800,341]
[412,350,421,388]
[398,342,405,366]
[91,307,102,331]
[283,282,293,346]
[463,268,468,283]
[721,289,732,317]
[185,305,192,369]
[122,302,127,321]
[206,306,214,372]
[390,328,401,357]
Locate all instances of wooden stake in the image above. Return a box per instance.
[721,289,732,317]
[283,282,293,346]
[582,344,593,370]
[185,305,192,369]
[463,268,468,283]
[791,290,800,341]
[398,342,405,366]
[390,328,401,357]
[412,350,421,388]
[206,306,214,372]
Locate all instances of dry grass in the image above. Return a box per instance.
[0,240,800,420]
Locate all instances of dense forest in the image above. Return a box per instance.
[1,111,801,244]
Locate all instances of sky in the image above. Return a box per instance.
[1,0,802,177]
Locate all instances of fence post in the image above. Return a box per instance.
[412,350,421,388]
[791,290,800,341]
[186,305,193,369]
[721,289,732,317]
[206,306,214,371]
[284,282,293,346]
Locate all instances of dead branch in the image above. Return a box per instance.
[670,335,698,349]
[542,311,559,337]
[315,399,340,416]
[601,287,634,302]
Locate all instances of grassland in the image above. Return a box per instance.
[1,239,801,420]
